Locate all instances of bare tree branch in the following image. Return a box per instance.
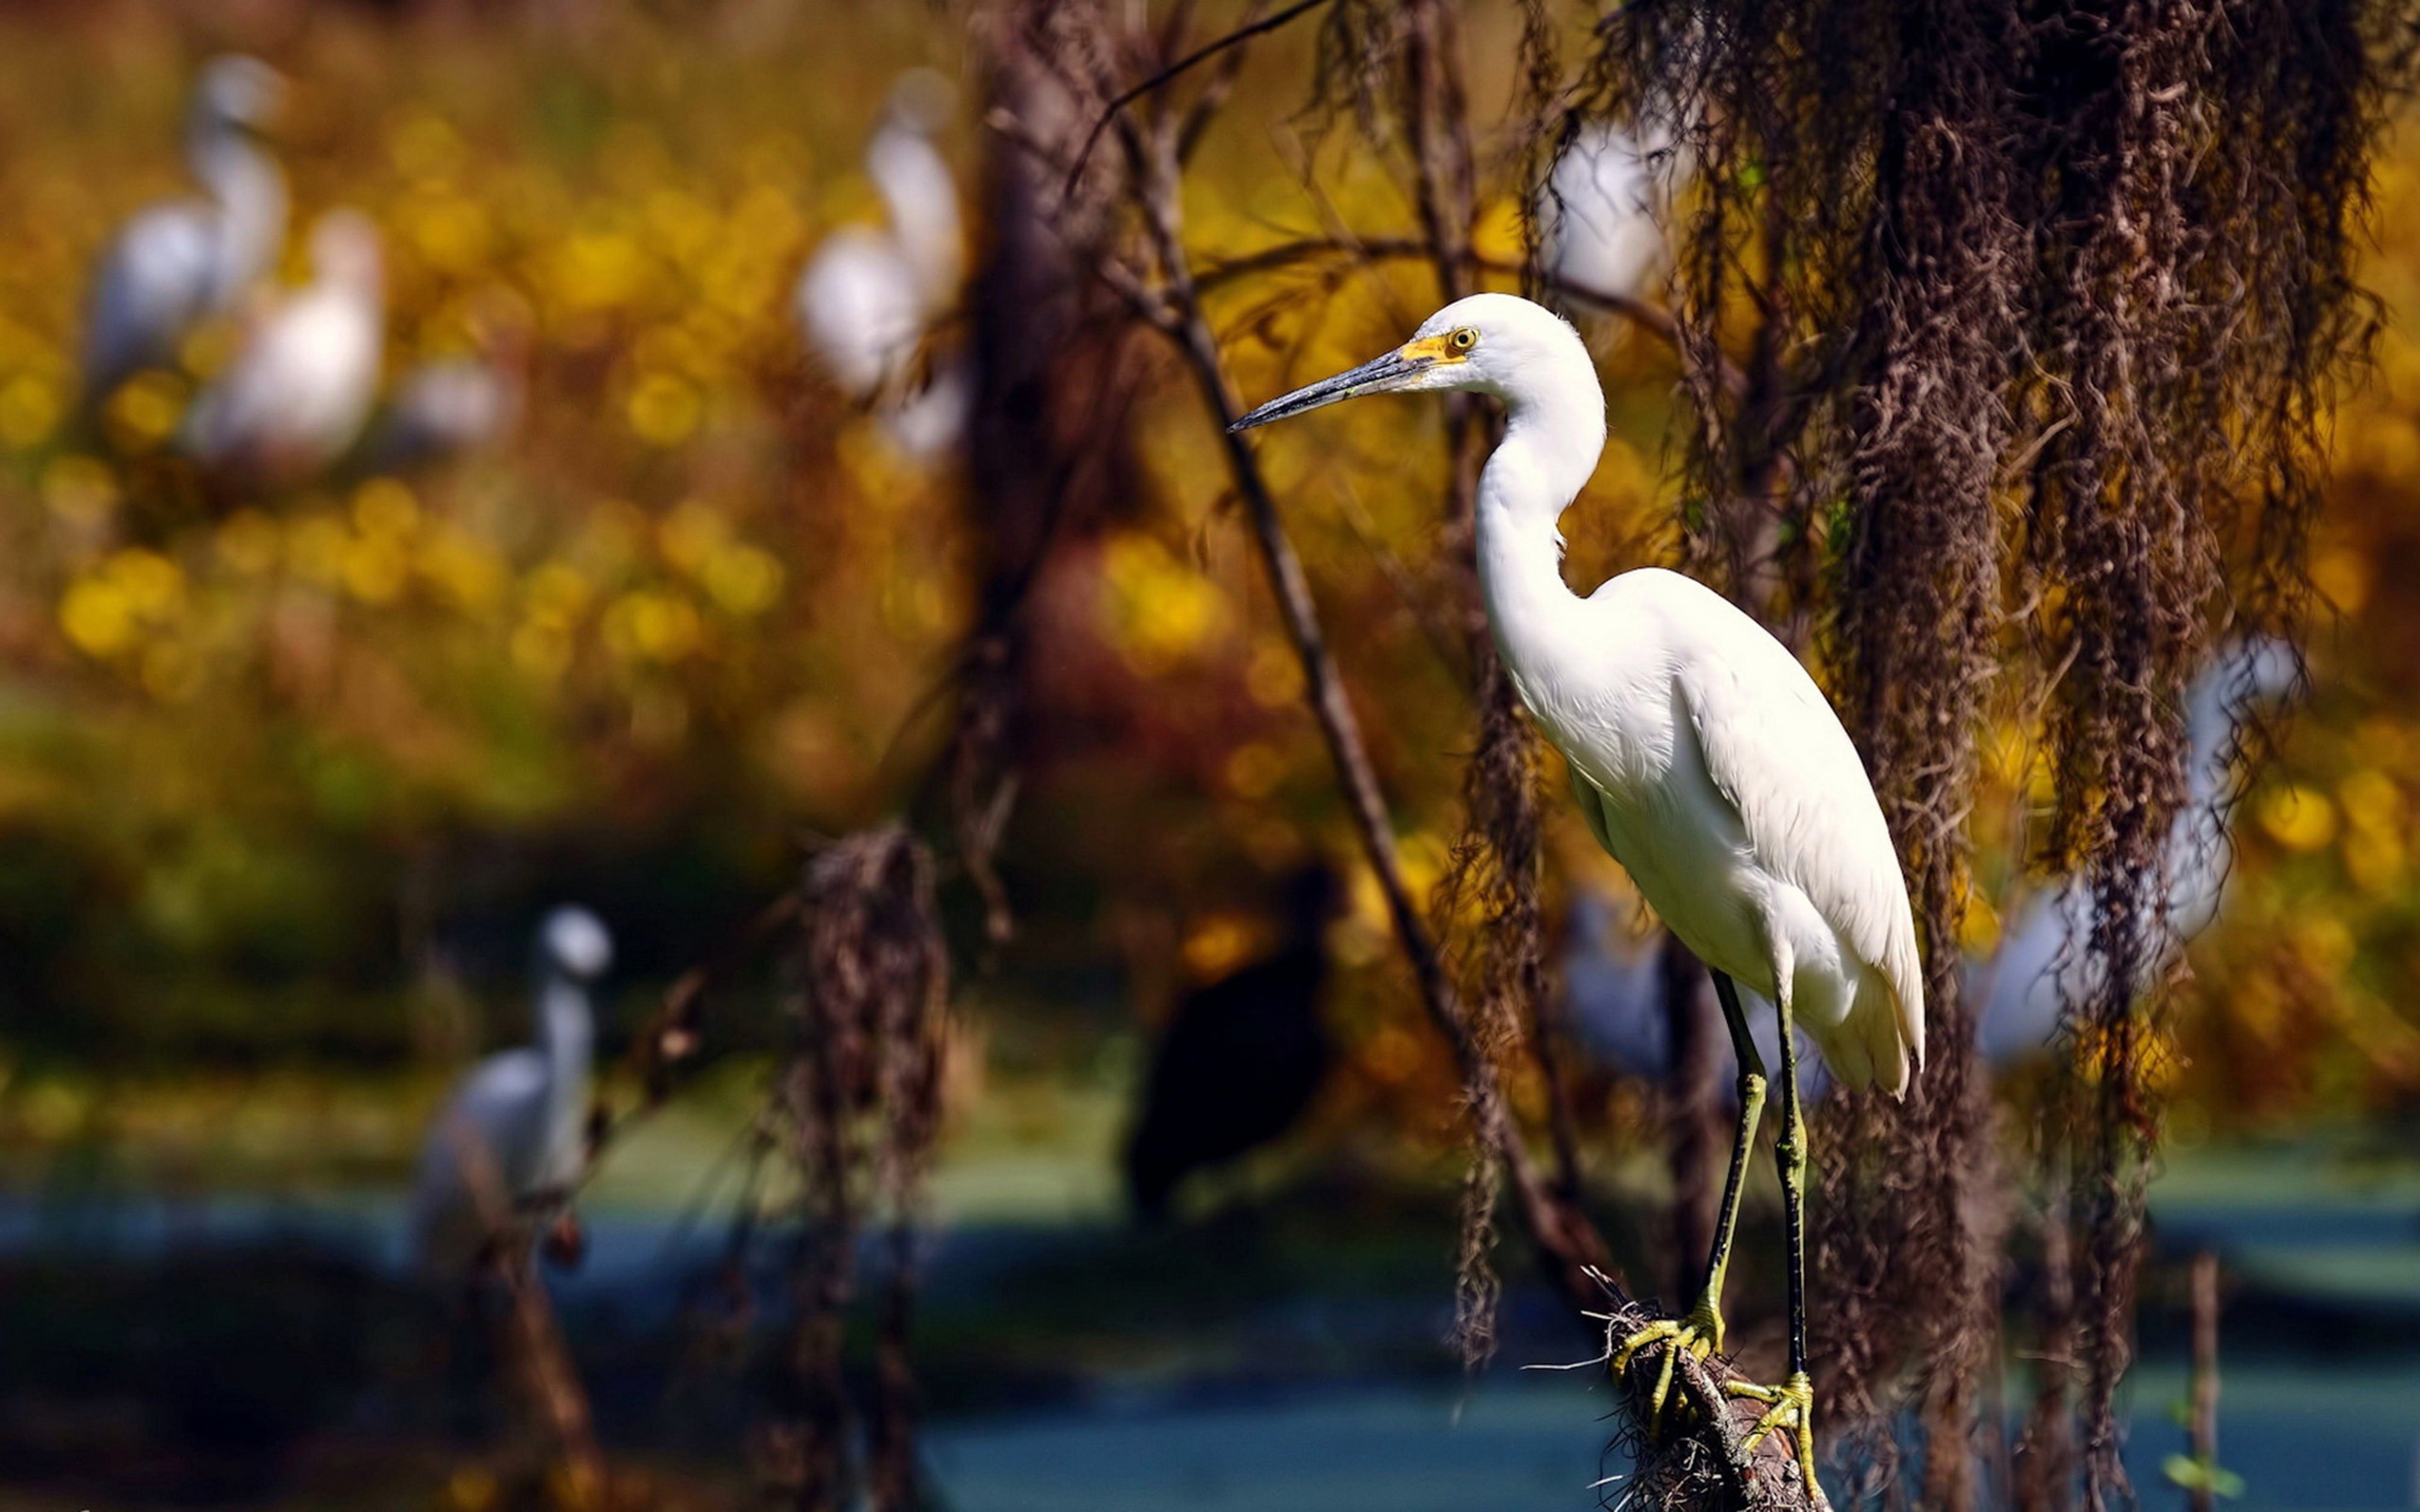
[1190,234,1736,391]
[1062,0,1338,196]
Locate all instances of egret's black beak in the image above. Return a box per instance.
[1227,348,1431,433]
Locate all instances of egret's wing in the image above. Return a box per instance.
[1675,642,1925,1084]
[1567,761,1617,856]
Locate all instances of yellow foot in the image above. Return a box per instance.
[1728,1369,1820,1491]
[1611,1303,1724,1425]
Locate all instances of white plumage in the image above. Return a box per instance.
[1567,637,2293,1099]
[1235,293,1922,1090]
[369,293,528,471]
[797,225,934,399]
[1232,291,1921,1469]
[410,907,613,1278]
[794,70,967,458]
[82,56,288,405]
[1539,120,1686,312]
[184,210,385,483]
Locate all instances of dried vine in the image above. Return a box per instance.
[757,828,949,1512]
[1587,1,2407,1505]
[1303,0,1581,1370]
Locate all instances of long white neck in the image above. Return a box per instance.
[869,125,962,308]
[533,971,594,1155]
[189,125,285,307]
[1474,369,1609,691]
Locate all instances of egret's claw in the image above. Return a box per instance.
[1729,1370,1820,1490]
[1612,1303,1724,1425]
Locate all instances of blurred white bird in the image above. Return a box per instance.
[82,56,288,407]
[1538,120,1688,317]
[370,300,529,472]
[1974,638,2299,1063]
[411,907,614,1279]
[184,210,385,485]
[794,70,967,457]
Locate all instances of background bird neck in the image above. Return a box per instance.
[534,975,594,1168]
[189,131,285,302]
[533,975,594,1081]
[871,130,962,304]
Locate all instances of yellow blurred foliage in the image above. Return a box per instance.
[2256,782,2338,852]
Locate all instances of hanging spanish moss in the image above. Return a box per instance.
[759,828,949,1512]
[1307,0,1578,1371]
[1429,670,1553,1369]
[1586,0,2407,1504]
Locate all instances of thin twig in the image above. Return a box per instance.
[452,1127,607,1497]
[1190,234,1735,390]
[1117,117,1615,1303]
[571,887,806,1196]
[1062,0,1338,197]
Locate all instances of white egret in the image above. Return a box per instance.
[1539,120,1687,318]
[372,354,520,475]
[793,70,967,458]
[1975,638,2297,1063]
[184,210,385,485]
[410,906,614,1278]
[82,56,288,406]
[1232,293,1924,1481]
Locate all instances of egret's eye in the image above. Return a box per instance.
[1450,326,1479,352]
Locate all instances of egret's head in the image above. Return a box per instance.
[542,907,614,982]
[1228,293,1593,433]
[194,56,285,134]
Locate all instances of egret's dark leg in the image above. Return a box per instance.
[1732,983,1820,1490]
[1698,971,1769,1334]
[1775,988,1810,1388]
[1614,969,1766,1418]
